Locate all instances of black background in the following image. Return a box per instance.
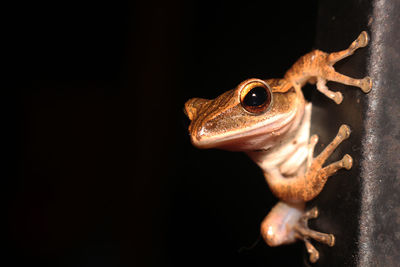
[8,1,321,266]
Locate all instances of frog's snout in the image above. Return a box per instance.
[184,97,212,148]
[184,97,210,121]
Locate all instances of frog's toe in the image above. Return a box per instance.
[357,31,369,47]
[333,91,343,104]
[338,124,351,139]
[361,76,372,93]
[342,154,353,170]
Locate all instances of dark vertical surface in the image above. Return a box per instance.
[360,0,400,266]
[311,0,400,266]
[308,1,371,266]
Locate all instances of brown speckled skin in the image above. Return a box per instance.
[261,32,371,203]
[185,78,302,151]
[185,32,372,263]
[185,31,371,203]
[265,125,352,203]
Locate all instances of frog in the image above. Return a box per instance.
[184,31,372,263]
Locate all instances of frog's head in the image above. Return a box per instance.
[184,78,303,151]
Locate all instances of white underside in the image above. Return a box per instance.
[248,103,312,176]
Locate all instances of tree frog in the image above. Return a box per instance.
[184,31,371,263]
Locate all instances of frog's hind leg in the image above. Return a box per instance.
[294,207,334,247]
[316,31,372,104]
[294,207,335,263]
[312,124,351,168]
[292,126,353,263]
[300,124,352,201]
[265,125,353,202]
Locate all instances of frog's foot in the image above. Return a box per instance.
[316,31,372,103]
[297,125,352,202]
[312,124,351,168]
[316,77,343,104]
[319,71,372,101]
[294,207,335,263]
[306,124,351,174]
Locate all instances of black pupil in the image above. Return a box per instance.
[243,86,268,107]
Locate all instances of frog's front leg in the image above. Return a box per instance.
[265,124,353,203]
[261,203,333,263]
[285,31,372,104]
[315,31,372,104]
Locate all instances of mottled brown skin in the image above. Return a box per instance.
[265,125,353,203]
[185,78,303,151]
[184,31,372,263]
[259,32,371,204]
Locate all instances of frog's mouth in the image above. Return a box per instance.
[190,104,302,151]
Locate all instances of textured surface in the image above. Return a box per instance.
[360,0,400,266]
[309,0,400,266]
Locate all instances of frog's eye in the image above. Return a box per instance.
[239,79,272,114]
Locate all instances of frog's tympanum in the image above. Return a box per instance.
[184,32,372,263]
